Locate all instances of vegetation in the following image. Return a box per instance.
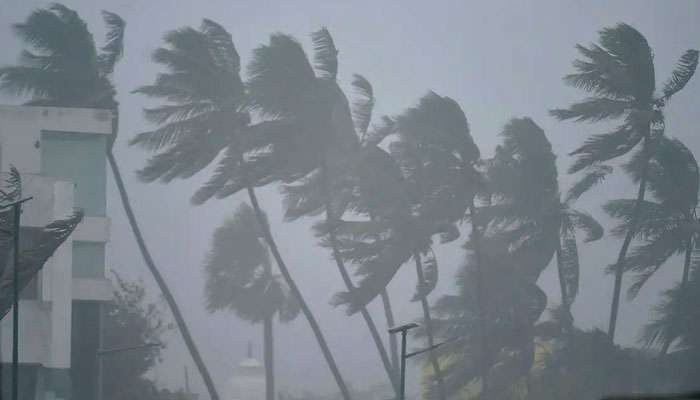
[2,5,700,400]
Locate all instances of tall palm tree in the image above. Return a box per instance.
[229,28,398,393]
[0,5,221,400]
[551,23,699,341]
[605,137,699,355]
[486,118,603,330]
[388,92,487,398]
[203,204,300,400]
[132,21,351,400]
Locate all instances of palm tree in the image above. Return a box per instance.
[203,204,300,400]
[0,5,221,400]
[642,272,700,390]
[486,118,603,330]
[384,92,487,398]
[132,21,351,400]
[232,28,398,393]
[551,23,699,341]
[605,137,699,355]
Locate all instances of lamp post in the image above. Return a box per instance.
[388,323,461,400]
[0,197,33,400]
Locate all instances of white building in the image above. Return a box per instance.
[0,105,113,400]
[228,344,265,400]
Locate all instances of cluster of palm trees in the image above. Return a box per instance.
[1,4,698,400]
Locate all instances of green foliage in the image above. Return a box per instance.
[203,203,299,323]
[102,273,172,400]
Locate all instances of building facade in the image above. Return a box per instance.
[0,105,113,400]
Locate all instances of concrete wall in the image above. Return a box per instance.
[0,105,114,371]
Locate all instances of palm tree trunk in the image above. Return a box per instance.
[380,289,400,372]
[469,200,490,400]
[107,151,220,400]
[318,159,399,396]
[245,186,352,400]
[608,136,653,342]
[658,232,694,357]
[555,240,574,338]
[264,316,274,400]
[414,253,447,400]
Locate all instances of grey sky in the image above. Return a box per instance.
[1,0,699,398]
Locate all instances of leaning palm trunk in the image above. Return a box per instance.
[608,136,653,342]
[245,186,352,400]
[658,232,694,357]
[414,254,447,400]
[107,151,220,400]
[264,316,275,400]
[469,201,490,400]
[319,160,399,395]
[380,289,400,371]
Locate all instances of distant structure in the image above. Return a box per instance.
[228,342,265,400]
[0,105,113,400]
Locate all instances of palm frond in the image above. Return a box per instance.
[98,11,125,75]
[0,167,22,204]
[568,124,640,174]
[351,74,374,138]
[311,27,338,80]
[246,33,315,118]
[661,49,699,101]
[566,209,603,242]
[565,165,613,202]
[625,228,685,298]
[550,97,629,122]
[412,250,438,301]
[0,210,84,319]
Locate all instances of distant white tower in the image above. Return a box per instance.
[229,342,265,400]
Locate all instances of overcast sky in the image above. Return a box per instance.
[1,0,699,398]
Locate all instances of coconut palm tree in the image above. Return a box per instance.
[0,5,221,400]
[223,28,398,393]
[485,118,603,330]
[551,23,698,341]
[203,204,300,400]
[390,92,489,396]
[605,137,699,355]
[132,21,351,400]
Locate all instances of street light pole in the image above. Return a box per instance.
[388,323,461,400]
[2,197,33,400]
[388,323,418,400]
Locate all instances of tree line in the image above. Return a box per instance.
[0,4,698,400]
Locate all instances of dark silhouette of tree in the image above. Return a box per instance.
[132,21,351,400]
[606,137,699,356]
[0,6,221,399]
[226,28,397,394]
[203,204,300,400]
[551,23,699,341]
[102,273,170,400]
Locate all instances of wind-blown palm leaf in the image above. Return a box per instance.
[567,125,639,174]
[0,167,22,204]
[550,97,629,122]
[624,227,685,299]
[247,34,315,119]
[412,250,438,301]
[565,164,612,203]
[661,50,699,101]
[98,11,125,74]
[603,199,676,239]
[0,210,84,319]
[558,233,580,307]
[566,209,603,242]
[351,74,373,138]
[311,27,338,81]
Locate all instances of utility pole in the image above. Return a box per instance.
[388,323,461,400]
[1,197,33,400]
[388,323,418,400]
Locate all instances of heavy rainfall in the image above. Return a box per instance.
[0,2,698,400]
